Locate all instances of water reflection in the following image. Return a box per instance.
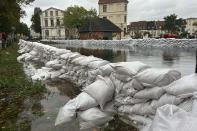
[64,46,196,75]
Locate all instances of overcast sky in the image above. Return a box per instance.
[21,0,197,27]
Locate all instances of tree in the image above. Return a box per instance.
[63,6,97,39]
[31,7,42,34]
[16,22,30,36]
[0,0,34,33]
[163,14,186,34]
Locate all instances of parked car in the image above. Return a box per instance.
[161,34,178,38]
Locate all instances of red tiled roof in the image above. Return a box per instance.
[98,0,128,4]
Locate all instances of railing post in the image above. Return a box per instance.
[196,48,197,73]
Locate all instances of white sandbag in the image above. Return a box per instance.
[83,75,114,109]
[51,63,63,70]
[115,96,147,106]
[118,103,155,115]
[101,101,117,114]
[154,94,183,108]
[50,70,62,79]
[55,99,77,126]
[74,92,98,111]
[120,87,137,97]
[31,67,51,80]
[45,59,60,67]
[110,61,150,76]
[79,107,113,130]
[148,104,197,131]
[67,53,81,61]
[135,68,181,87]
[178,98,193,112]
[60,52,72,60]
[99,64,113,76]
[77,56,100,66]
[123,79,144,91]
[111,72,132,82]
[88,69,102,81]
[165,74,197,96]
[88,60,109,69]
[71,56,86,64]
[110,73,124,94]
[134,87,165,100]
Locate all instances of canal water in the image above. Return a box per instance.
[22,45,196,131]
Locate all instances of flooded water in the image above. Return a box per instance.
[19,44,196,131]
[61,46,196,76]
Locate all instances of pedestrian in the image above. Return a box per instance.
[2,33,7,49]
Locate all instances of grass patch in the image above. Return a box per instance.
[0,43,45,130]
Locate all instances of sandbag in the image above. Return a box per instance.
[115,96,147,106]
[79,107,113,130]
[122,79,144,91]
[134,87,165,100]
[165,74,197,96]
[118,102,155,115]
[153,94,183,109]
[88,60,109,69]
[148,104,197,131]
[55,99,77,126]
[45,59,60,67]
[110,61,150,77]
[83,75,114,109]
[135,68,181,87]
[74,92,98,111]
[99,64,113,76]
[178,98,193,112]
[110,73,124,94]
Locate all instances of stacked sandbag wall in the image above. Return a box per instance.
[17,40,197,130]
[41,38,197,50]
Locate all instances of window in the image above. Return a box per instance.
[103,5,107,12]
[45,30,49,37]
[51,19,54,27]
[124,15,127,23]
[45,19,48,27]
[56,11,58,16]
[56,19,60,26]
[50,11,53,16]
[124,4,127,11]
[45,12,48,17]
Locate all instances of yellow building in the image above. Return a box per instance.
[185,18,197,36]
[98,0,128,38]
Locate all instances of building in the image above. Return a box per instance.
[127,21,166,38]
[98,0,128,37]
[40,7,65,40]
[185,18,197,37]
[79,18,122,40]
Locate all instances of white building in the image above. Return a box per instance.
[98,0,128,38]
[40,7,65,40]
[185,18,197,36]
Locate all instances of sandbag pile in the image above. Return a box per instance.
[142,92,197,131]
[17,40,112,87]
[42,38,197,50]
[107,61,182,129]
[18,40,197,130]
[55,75,115,130]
